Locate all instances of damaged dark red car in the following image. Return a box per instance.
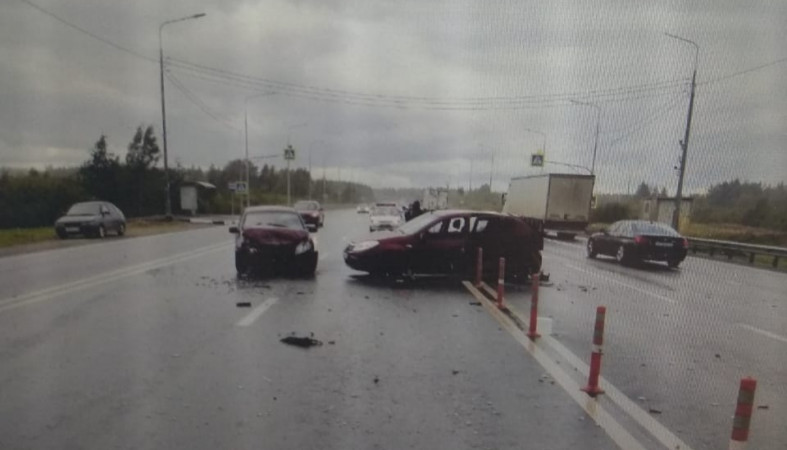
[344,210,542,280]
[230,206,318,276]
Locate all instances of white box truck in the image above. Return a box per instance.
[422,188,448,211]
[502,173,595,239]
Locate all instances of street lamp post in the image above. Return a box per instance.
[159,12,206,218]
[570,99,601,175]
[283,123,307,206]
[665,32,699,232]
[244,91,276,209]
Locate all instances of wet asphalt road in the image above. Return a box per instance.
[0,209,784,449]
[1,210,617,450]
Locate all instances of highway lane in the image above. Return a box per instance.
[0,210,620,450]
[500,238,787,449]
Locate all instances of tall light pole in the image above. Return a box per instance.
[283,123,307,206]
[244,91,276,208]
[308,139,324,200]
[665,32,699,231]
[159,12,206,218]
[570,99,601,175]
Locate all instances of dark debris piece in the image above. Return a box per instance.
[469,301,482,306]
[280,336,323,348]
[236,302,252,308]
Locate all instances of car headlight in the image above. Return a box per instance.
[295,240,313,255]
[351,240,379,253]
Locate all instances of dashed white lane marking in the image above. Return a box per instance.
[236,297,278,327]
[463,281,648,450]
[0,242,229,315]
[562,262,676,304]
[737,323,787,344]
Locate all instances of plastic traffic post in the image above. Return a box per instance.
[526,273,540,339]
[496,257,505,308]
[729,377,757,449]
[581,306,606,397]
[474,247,483,287]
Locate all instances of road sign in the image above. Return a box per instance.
[227,182,237,191]
[531,153,544,167]
[234,181,247,193]
[284,144,296,161]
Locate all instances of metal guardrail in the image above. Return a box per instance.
[687,237,787,268]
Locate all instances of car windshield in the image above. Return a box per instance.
[371,206,399,216]
[294,202,318,211]
[243,212,304,230]
[631,222,680,236]
[66,203,100,215]
[397,213,438,234]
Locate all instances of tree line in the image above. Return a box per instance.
[0,127,373,228]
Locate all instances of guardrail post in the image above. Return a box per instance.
[729,377,757,449]
[773,256,779,269]
[474,247,483,287]
[581,306,606,397]
[526,273,540,339]
[496,257,505,309]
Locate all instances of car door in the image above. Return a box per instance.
[411,215,469,274]
[466,215,506,276]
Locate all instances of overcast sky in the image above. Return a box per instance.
[1,0,785,193]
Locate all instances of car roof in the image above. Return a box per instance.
[244,206,298,214]
[431,209,509,218]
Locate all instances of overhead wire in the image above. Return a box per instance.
[165,70,241,132]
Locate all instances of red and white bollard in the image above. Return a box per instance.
[729,377,757,449]
[496,257,505,309]
[474,247,483,287]
[527,273,540,339]
[581,306,606,397]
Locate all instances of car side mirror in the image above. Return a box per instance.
[229,226,239,234]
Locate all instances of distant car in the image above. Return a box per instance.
[345,210,542,279]
[368,204,403,232]
[586,220,688,268]
[230,206,318,276]
[293,200,324,230]
[356,204,370,214]
[54,201,126,239]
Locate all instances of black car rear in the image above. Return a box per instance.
[587,220,687,268]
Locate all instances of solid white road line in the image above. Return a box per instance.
[0,242,229,314]
[236,297,278,327]
[463,281,647,450]
[562,262,676,304]
[737,323,787,344]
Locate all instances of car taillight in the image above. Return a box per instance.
[682,238,689,249]
[311,212,319,217]
[634,235,648,245]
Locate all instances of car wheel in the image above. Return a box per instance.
[96,225,106,239]
[667,259,681,269]
[586,239,597,259]
[235,253,248,275]
[117,223,126,236]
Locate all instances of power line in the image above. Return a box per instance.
[700,56,787,86]
[165,71,241,131]
[18,0,155,63]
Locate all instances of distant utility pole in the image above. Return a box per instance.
[489,154,494,189]
[666,32,699,231]
[469,158,474,192]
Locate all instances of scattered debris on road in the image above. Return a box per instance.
[328,340,336,345]
[236,302,252,307]
[648,408,662,414]
[757,405,769,410]
[714,353,721,359]
[373,376,380,384]
[452,370,460,375]
[469,301,482,306]
[280,336,323,348]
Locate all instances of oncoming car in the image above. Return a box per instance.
[587,220,688,268]
[368,204,403,232]
[54,201,126,239]
[345,210,542,279]
[293,200,324,230]
[230,206,318,276]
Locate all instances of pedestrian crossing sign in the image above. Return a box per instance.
[531,152,544,167]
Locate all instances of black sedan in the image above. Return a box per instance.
[293,200,324,230]
[230,206,318,276]
[586,220,688,268]
[54,201,126,239]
